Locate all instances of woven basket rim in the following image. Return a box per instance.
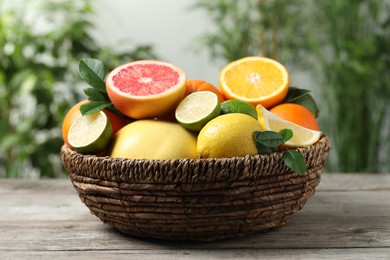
[61,135,329,163]
[60,135,330,184]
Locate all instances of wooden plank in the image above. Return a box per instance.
[0,179,75,194]
[1,248,390,260]
[1,175,389,259]
[317,173,390,191]
[1,192,389,250]
[1,202,389,251]
[0,212,390,251]
[0,179,92,222]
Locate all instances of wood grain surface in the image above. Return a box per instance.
[0,174,389,259]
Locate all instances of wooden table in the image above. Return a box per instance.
[0,174,389,259]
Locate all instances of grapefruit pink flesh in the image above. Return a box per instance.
[106,60,186,119]
[112,64,181,96]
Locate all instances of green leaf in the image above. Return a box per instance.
[255,142,275,154]
[282,150,307,176]
[284,87,320,117]
[79,58,108,93]
[279,129,293,142]
[284,87,309,100]
[83,88,107,101]
[254,131,284,147]
[80,101,111,116]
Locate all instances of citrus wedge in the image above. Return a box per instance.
[219,56,289,108]
[106,60,186,119]
[270,103,319,131]
[175,91,221,132]
[256,105,322,147]
[68,111,112,154]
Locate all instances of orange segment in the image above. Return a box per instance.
[219,56,289,108]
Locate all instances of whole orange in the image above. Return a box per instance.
[269,103,320,131]
[62,100,129,149]
[185,79,225,103]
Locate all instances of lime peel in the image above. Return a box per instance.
[175,91,220,132]
[220,99,257,119]
[68,111,112,154]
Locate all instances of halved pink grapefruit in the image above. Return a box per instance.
[106,60,187,119]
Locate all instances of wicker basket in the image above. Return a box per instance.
[60,135,330,241]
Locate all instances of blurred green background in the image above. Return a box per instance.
[1,0,389,178]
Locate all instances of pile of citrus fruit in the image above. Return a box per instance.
[62,56,322,162]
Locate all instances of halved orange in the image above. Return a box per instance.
[219,56,289,108]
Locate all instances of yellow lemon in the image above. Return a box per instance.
[197,113,265,158]
[109,120,197,160]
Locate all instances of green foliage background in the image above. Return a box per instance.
[1,0,389,177]
[0,0,157,178]
[194,0,390,173]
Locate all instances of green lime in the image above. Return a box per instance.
[175,91,221,132]
[220,100,258,119]
[68,111,112,154]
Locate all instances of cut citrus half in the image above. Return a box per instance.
[175,91,221,132]
[256,105,322,148]
[219,56,289,108]
[68,111,112,154]
[106,60,186,119]
[62,100,89,148]
[62,100,129,149]
[220,99,257,119]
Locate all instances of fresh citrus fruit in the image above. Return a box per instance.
[68,111,113,154]
[175,91,221,132]
[219,56,289,108]
[269,103,319,131]
[102,109,130,133]
[185,79,225,103]
[106,60,187,119]
[62,100,89,148]
[109,120,197,160]
[220,99,257,119]
[256,105,322,148]
[62,100,129,148]
[197,113,265,158]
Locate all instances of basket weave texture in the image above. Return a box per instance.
[60,135,330,241]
